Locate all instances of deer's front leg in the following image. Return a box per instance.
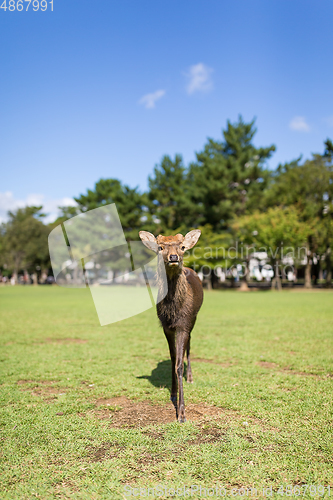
[175,331,188,423]
[165,330,178,415]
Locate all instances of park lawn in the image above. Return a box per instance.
[0,286,332,499]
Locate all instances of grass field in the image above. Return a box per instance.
[0,286,332,499]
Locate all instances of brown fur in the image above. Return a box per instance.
[139,230,203,422]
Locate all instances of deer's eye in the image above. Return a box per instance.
[158,246,163,251]
[181,246,186,251]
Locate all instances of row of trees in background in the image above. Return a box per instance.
[0,116,332,288]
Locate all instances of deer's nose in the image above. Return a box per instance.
[169,254,179,262]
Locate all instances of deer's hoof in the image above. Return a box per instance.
[178,416,186,423]
[187,378,193,384]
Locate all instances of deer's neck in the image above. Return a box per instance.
[156,261,190,326]
[164,269,187,304]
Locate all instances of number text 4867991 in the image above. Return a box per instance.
[1,0,53,11]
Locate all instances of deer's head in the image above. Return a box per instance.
[139,230,201,273]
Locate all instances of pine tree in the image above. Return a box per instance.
[264,141,333,287]
[148,155,197,233]
[73,178,148,240]
[188,116,276,231]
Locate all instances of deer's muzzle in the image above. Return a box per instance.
[168,254,179,265]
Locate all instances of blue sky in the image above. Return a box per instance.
[1,0,333,222]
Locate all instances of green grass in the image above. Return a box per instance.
[0,286,332,499]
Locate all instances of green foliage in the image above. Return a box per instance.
[233,206,311,265]
[73,178,149,240]
[148,154,196,233]
[265,155,333,223]
[54,204,79,223]
[324,138,333,158]
[184,224,234,270]
[1,121,332,283]
[0,206,50,275]
[263,148,333,284]
[188,116,276,231]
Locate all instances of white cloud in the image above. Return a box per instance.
[324,115,333,127]
[0,192,77,224]
[185,63,213,95]
[289,116,310,132]
[139,89,166,109]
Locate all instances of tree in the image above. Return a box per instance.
[148,155,197,233]
[233,206,311,290]
[0,207,50,282]
[0,227,5,278]
[187,116,276,231]
[72,178,149,241]
[184,224,234,289]
[324,138,333,159]
[264,144,333,287]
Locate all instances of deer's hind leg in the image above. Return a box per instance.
[186,318,196,384]
[186,337,193,384]
[165,329,178,416]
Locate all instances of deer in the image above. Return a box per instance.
[139,230,203,423]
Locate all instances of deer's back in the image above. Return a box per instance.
[184,267,203,316]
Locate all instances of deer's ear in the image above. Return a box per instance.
[183,230,201,250]
[139,231,158,252]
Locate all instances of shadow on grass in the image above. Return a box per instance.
[137,359,188,394]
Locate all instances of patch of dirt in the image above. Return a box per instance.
[44,337,88,344]
[256,361,322,377]
[244,435,255,443]
[17,379,59,385]
[136,452,162,465]
[17,380,67,400]
[85,441,124,462]
[143,429,165,440]
[187,426,224,445]
[53,479,80,497]
[282,368,319,377]
[257,361,278,369]
[191,358,233,367]
[91,396,235,428]
[191,358,215,364]
[186,402,226,420]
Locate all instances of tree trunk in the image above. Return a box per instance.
[243,262,250,289]
[211,270,218,289]
[271,261,282,291]
[304,243,312,289]
[41,268,48,284]
[271,276,282,290]
[23,269,29,285]
[239,281,249,291]
[304,261,312,288]
[73,266,79,285]
[325,247,332,288]
[238,260,249,291]
[206,278,212,290]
